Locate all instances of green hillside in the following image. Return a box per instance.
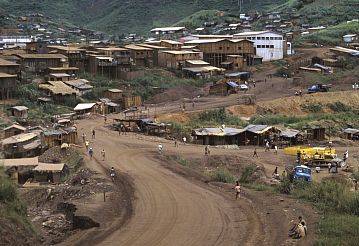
[275,0,359,26]
[0,0,285,34]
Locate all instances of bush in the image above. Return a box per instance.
[277,178,292,194]
[301,103,323,113]
[327,102,352,113]
[293,180,359,215]
[239,165,257,183]
[210,167,236,183]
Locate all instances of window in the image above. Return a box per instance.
[227,47,230,50]
[266,37,270,40]
[219,47,222,50]
[270,45,274,48]
[257,45,261,48]
[257,37,261,40]
[270,37,274,40]
[238,47,242,50]
[266,45,270,48]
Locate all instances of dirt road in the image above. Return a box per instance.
[68,118,266,246]
[61,117,318,246]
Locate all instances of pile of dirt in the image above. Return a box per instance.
[147,85,203,104]
[21,168,112,245]
[39,146,81,164]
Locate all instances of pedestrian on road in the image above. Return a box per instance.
[85,140,89,151]
[264,78,267,84]
[104,116,107,124]
[174,140,178,147]
[89,147,94,159]
[182,136,187,145]
[192,101,195,109]
[234,181,241,200]
[253,81,256,88]
[274,145,278,155]
[101,149,106,161]
[205,145,210,156]
[82,133,86,143]
[253,148,259,158]
[118,128,121,136]
[265,141,270,152]
[92,129,96,139]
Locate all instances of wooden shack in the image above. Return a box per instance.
[48,73,71,81]
[221,55,246,71]
[0,58,20,74]
[33,163,67,183]
[342,128,359,140]
[103,89,123,101]
[73,103,97,115]
[209,81,239,96]
[9,106,28,119]
[39,81,77,103]
[306,127,326,141]
[47,45,86,71]
[192,127,245,146]
[158,50,202,69]
[136,44,167,66]
[120,95,142,109]
[185,39,255,67]
[124,44,154,67]
[16,54,69,74]
[159,40,183,50]
[0,73,17,100]
[1,132,43,158]
[243,125,280,146]
[4,124,26,138]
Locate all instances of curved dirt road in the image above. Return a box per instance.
[69,118,264,246]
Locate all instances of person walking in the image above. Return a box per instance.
[234,181,241,200]
[253,148,259,158]
[205,145,210,156]
[92,129,96,139]
[89,147,94,159]
[265,141,270,152]
[85,140,89,151]
[82,133,86,143]
[101,149,106,161]
[274,145,278,155]
[182,136,187,145]
[174,140,178,147]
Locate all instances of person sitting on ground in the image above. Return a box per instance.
[281,170,286,180]
[234,181,241,200]
[289,216,306,237]
[293,221,307,239]
[273,166,279,179]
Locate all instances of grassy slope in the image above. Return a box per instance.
[276,0,359,26]
[0,0,285,34]
[297,21,359,45]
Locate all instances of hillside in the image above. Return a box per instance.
[275,0,359,26]
[0,0,285,34]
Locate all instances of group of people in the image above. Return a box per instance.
[82,130,106,161]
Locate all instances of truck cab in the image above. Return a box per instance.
[293,165,312,182]
[308,84,330,94]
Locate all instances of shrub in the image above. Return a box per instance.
[239,165,257,183]
[327,102,352,113]
[277,178,292,194]
[210,167,236,183]
[301,103,323,113]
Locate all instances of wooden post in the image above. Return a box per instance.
[103,191,106,202]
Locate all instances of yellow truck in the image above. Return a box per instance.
[284,146,340,167]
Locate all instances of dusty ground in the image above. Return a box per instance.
[56,116,344,245]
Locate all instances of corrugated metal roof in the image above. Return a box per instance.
[244,124,273,134]
[73,103,96,111]
[280,129,301,138]
[193,127,245,136]
[4,124,26,131]
[343,128,359,134]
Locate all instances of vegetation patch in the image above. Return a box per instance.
[209,167,236,184]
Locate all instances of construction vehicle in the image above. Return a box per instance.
[284,146,342,167]
[307,83,331,94]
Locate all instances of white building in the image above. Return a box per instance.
[343,34,357,44]
[233,31,286,61]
